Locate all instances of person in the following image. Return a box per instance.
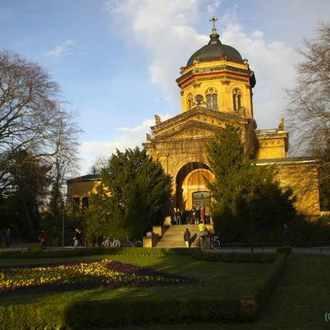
[176,209,182,225]
[172,208,177,225]
[196,207,200,224]
[191,207,196,224]
[5,227,11,248]
[183,228,191,248]
[198,222,207,249]
[38,230,48,249]
[200,207,205,224]
[73,228,82,247]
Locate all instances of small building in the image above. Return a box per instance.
[66,174,101,211]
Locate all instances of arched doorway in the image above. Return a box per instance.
[175,162,214,211]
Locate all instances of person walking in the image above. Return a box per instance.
[176,209,182,225]
[5,227,11,248]
[38,230,48,249]
[183,228,191,248]
[73,228,82,247]
[198,222,208,249]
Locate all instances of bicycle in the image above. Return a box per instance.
[212,235,222,249]
[102,237,121,248]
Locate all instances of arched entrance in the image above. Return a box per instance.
[175,162,214,211]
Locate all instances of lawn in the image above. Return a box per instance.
[118,255,330,330]
[1,251,327,329]
[0,250,274,328]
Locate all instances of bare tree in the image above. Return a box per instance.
[0,50,79,198]
[48,112,80,216]
[287,23,330,209]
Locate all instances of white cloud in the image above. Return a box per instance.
[220,23,299,128]
[78,114,171,174]
[107,0,207,102]
[106,0,300,129]
[47,40,76,57]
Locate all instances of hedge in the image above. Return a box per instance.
[65,298,241,329]
[191,250,276,263]
[0,247,194,259]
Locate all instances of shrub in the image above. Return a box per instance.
[65,297,241,328]
[191,250,276,263]
[287,216,330,246]
[276,247,292,255]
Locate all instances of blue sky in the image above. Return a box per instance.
[1,0,329,174]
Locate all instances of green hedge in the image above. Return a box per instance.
[0,247,194,259]
[254,253,288,317]
[191,250,276,263]
[276,246,292,255]
[65,298,241,329]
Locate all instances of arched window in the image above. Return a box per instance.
[205,88,218,110]
[232,88,242,112]
[187,94,193,110]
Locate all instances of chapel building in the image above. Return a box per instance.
[67,19,321,217]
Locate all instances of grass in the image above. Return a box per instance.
[1,252,328,329]
[0,251,272,328]
[117,255,330,330]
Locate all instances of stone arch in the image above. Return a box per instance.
[175,162,214,210]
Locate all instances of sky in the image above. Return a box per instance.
[1,0,329,175]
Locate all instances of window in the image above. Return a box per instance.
[232,88,242,112]
[187,94,193,110]
[205,88,218,110]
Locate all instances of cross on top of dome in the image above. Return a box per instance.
[209,16,218,34]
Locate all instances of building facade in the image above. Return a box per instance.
[67,21,321,217]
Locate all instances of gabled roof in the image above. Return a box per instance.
[67,174,101,184]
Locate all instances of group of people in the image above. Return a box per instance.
[37,227,83,249]
[183,222,215,249]
[172,207,211,225]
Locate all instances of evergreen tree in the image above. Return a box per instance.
[208,126,296,243]
[0,150,50,240]
[84,148,171,241]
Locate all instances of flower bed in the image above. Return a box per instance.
[0,259,192,294]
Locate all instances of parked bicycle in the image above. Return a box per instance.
[102,237,121,248]
[211,235,222,249]
[102,237,142,248]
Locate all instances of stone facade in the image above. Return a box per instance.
[67,23,321,217]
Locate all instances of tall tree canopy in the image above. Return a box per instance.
[84,148,171,241]
[0,50,79,240]
[287,23,330,209]
[208,126,296,242]
[0,150,50,239]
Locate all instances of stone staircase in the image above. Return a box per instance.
[155,225,200,248]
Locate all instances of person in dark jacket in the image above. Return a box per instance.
[184,228,191,248]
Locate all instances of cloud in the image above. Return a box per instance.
[78,114,171,174]
[107,0,208,102]
[106,0,300,129]
[47,40,76,57]
[220,23,299,128]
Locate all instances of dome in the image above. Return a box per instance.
[187,32,243,66]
